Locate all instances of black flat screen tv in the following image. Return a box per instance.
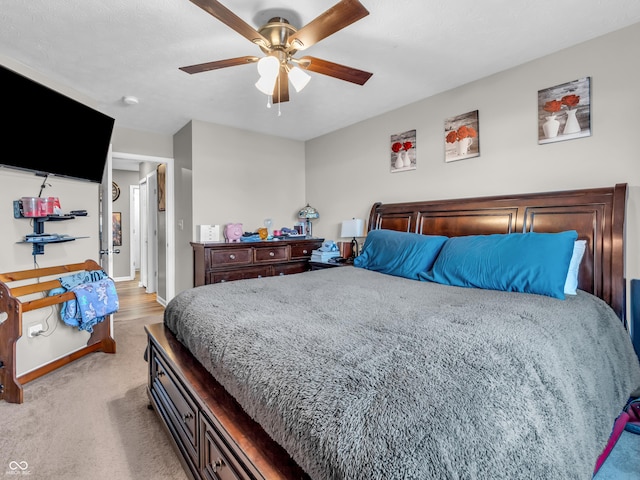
[1,65,115,183]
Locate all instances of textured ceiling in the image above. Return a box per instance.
[2,0,640,141]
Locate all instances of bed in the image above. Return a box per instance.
[145,183,640,480]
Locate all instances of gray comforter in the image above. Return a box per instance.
[164,267,640,480]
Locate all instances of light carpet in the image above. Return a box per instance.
[0,315,187,480]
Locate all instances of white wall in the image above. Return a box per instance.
[305,23,640,287]
[0,168,100,375]
[190,120,306,240]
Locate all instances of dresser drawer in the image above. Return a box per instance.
[254,245,288,263]
[209,266,270,284]
[273,261,309,276]
[208,248,252,267]
[201,414,248,480]
[290,243,315,259]
[150,346,199,467]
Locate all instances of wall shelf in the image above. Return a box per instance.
[13,200,87,255]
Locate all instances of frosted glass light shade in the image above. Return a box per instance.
[341,219,364,238]
[255,56,280,95]
[255,76,277,95]
[289,66,311,93]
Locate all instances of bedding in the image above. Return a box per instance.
[163,266,640,480]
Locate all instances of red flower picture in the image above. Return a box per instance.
[444,110,480,162]
[390,130,417,173]
[538,77,591,144]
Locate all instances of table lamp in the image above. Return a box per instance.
[298,204,319,237]
[341,218,364,261]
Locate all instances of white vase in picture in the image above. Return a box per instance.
[456,137,472,156]
[402,151,411,168]
[394,152,404,169]
[542,114,560,138]
[563,109,581,135]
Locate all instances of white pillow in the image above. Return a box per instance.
[564,240,587,295]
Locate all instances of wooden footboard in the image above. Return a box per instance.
[145,322,310,480]
[0,259,116,404]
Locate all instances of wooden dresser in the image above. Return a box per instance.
[191,238,323,287]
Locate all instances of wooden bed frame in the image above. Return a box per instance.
[0,259,116,404]
[146,183,628,480]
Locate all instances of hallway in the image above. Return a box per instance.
[114,274,165,322]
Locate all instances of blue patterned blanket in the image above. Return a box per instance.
[49,270,119,332]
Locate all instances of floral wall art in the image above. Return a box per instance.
[538,77,591,144]
[444,110,479,162]
[390,129,416,172]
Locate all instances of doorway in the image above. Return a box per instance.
[110,151,175,305]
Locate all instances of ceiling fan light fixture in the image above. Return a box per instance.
[288,66,311,93]
[255,56,280,95]
[255,75,277,95]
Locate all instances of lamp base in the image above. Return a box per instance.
[349,237,359,261]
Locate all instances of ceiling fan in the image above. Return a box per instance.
[180,0,373,104]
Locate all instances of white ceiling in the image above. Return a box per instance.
[2,0,640,142]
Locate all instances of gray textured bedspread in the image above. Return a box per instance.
[164,267,640,480]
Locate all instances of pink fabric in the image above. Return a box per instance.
[594,411,629,474]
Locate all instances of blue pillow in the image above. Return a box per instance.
[354,229,448,280]
[419,230,578,299]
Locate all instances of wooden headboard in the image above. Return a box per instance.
[367,183,628,323]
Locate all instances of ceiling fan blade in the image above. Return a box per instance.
[188,0,270,47]
[273,69,290,104]
[179,56,259,74]
[298,56,372,85]
[288,0,369,51]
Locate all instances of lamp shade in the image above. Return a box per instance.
[289,66,311,93]
[341,218,364,238]
[255,56,280,95]
[298,204,319,219]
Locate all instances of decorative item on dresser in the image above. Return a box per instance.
[191,237,324,286]
[297,204,319,237]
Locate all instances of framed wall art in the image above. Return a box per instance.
[538,77,591,144]
[390,129,416,173]
[157,163,166,211]
[112,212,122,247]
[445,110,479,162]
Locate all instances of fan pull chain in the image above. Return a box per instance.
[267,95,272,109]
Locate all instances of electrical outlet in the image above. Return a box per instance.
[27,323,43,338]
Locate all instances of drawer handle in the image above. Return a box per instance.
[213,458,225,472]
[220,279,226,283]
[303,249,308,254]
[182,412,194,423]
[269,251,275,257]
[279,272,284,276]
[157,371,165,378]
[257,275,262,278]
[229,254,236,260]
